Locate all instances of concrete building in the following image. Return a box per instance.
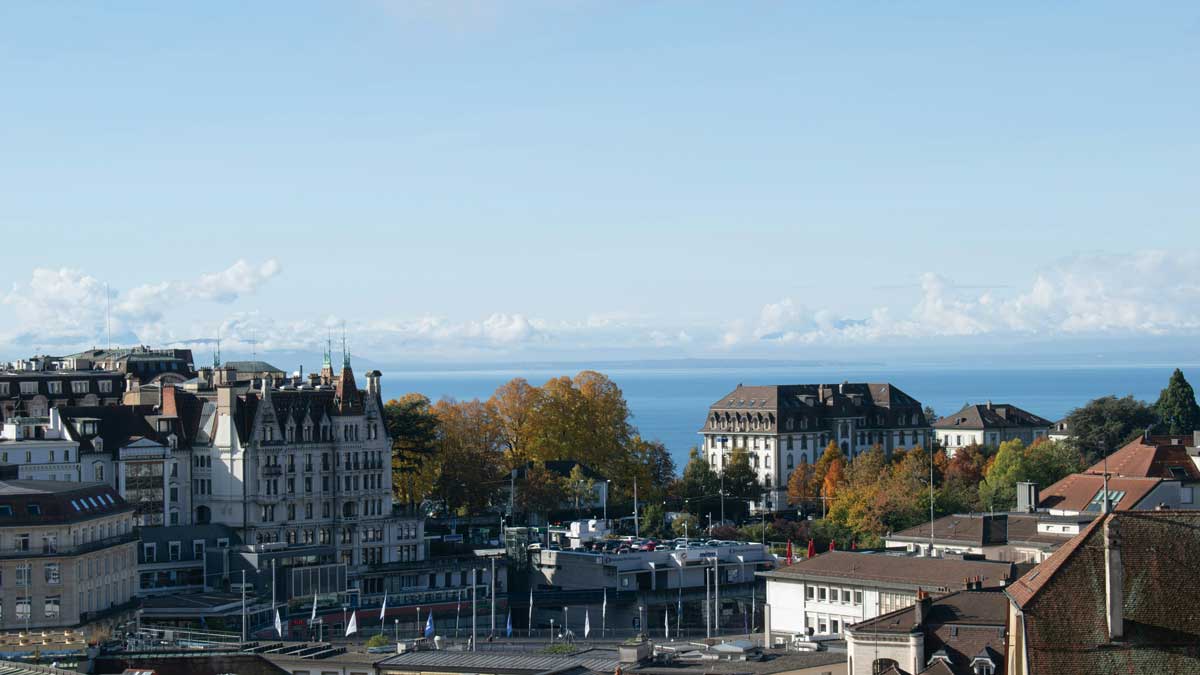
[0,480,138,636]
[885,512,1093,564]
[0,410,82,482]
[933,403,1051,456]
[1005,510,1200,674]
[845,589,1009,675]
[761,551,1014,642]
[701,383,931,511]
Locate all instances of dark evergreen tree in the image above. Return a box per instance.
[1154,368,1200,435]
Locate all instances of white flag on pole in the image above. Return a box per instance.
[665,608,670,640]
[274,608,283,637]
[380,594,388,622]
[602,588,607,623]
[584,610,591,638]
[311,594,318,622]
[345,611,358,636]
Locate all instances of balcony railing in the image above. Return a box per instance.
[262,465,283,477]
[0,532,138,560]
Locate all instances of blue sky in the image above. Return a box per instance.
[2,2,1199,364]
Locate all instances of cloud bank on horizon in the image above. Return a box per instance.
[2,251,1197,362]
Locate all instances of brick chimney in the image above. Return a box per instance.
[161,385,179,418]
[914,589,930,627]
[1104,516,1124,640]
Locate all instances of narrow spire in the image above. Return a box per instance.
[341,321,350,369]
[213,329,222,369]
[322,330,332,370]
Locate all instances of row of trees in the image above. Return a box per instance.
[386,371,676,516]
[1063,368,1199,463]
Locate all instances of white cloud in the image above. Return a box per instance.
[1,259,282,351]
[739,250,1200,346]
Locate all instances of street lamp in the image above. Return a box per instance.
[394,618,399,641]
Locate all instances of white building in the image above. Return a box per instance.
[933,402,1051,456]
[0,410,82,482]
[701,383,932,511]
[761,550,1014,641]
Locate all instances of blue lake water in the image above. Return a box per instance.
[380,363,1193,471]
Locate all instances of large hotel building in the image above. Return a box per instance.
[701,382,931,511]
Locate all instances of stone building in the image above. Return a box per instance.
[933,402,1051,456]
[701,382,931,510]
[0,480,138,636]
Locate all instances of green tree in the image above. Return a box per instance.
[564,464,597,517]
[641,502,667,538]
[978,439,1028,510]
[1154,368,1200,435]
[1064,395,1158,462]
[1023,438,1084,489]
[722,447,762,503]
[671,512,699,538]
[385,393,441,508]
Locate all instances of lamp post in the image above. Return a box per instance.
[394,618,399,641]
[603,480,611,525]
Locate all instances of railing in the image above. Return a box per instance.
[263,465,283,477]
[0,532,137,560]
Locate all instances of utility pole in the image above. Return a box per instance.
[240,570,247,642]
[720,472,725,527]
[712,555,720,637]
[929,448,935,556]
[633,477,639,538]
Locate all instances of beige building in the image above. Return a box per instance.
[0,480,138,635]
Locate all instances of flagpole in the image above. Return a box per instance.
[490,557,496,638]
[240,570,247,642]
[601,588,606,639]
[456,589,462,638]
[471,568,478,651]
[528,587,533,638]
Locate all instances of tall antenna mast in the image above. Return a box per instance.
[105,282,112,349]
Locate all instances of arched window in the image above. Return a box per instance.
[196,505,211,525]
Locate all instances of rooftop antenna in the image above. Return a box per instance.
[1101,445,1112,514]
[250,330,257,359]
[213,328,222,369]
[105,282,112,349]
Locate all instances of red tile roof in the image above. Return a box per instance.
[1085,436,1200,480]
[1038,474,1162,513]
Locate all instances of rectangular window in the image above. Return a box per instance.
[143,543,156,562]
[16,597,31,620]
[45,562,61,585]
[169,542,181,561]
[854,590,863,604]
[44,596,61,619]
[842,589,851,603]
[830,619,839,634]
[16,563,32,586]
[1182,487,1194,504]
[72,380,88,394]
[20,381,37,394]
[16,533,30,551]
[48,381,62,394]
[99,380,113,393]
[818,587,826,601]
[806,585,814,600]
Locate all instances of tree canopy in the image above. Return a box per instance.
[1154,368,1200,435]
[1064,395,1158,462]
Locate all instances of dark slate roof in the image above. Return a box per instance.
[223,360,286,376]
[703,382,927,433]
[849,590,1009,675]
[0,480,130,525]
[1006,511,1200,674]
[933,402,1052,430]
[761,550,1014,591]
[888,512,1087,548]
[377,650,617,675]
[58,404,171,453]
[1085,436,1200,481]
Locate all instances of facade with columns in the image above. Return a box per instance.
[701,382,932,511]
